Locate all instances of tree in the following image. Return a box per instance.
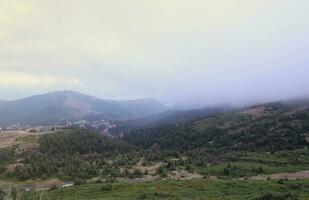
[11,186,17,200]
[0,189,5,200]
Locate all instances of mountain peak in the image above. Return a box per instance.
[47,90,92,97]
[0,91,167,126]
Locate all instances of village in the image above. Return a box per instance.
[0,119,118,137]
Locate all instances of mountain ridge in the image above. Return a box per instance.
[124,99,309,152]
[0,90,167,126]
[111,105,232,133]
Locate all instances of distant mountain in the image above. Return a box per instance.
[167,103,203,111]
[0,91,167,126]
[0,100,5,104]
[111,110,180,132]
[111,105,232,133]
[112,98,167,117]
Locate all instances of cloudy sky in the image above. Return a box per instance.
[0,0,308,105]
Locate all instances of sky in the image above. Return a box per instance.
[0,0,308,106]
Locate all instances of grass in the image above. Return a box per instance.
[16,135,39,143]
[195,149,309,177]
[197,161,309,177]
[26,179,309,200]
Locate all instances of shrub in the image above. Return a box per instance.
[156,166,168,178]
[255,192,297,200]
[138,192,147,199]
[101,183,112,192]
[50,184,58,190]
[277,178,287,185]
[74,178,86,185]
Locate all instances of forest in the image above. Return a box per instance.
[0,101,309,199]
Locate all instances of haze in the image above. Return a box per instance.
[0,0,308,106]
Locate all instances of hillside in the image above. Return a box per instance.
[1,98,309,199]
[0,91,167,126]
[111,105,231,133]
[149,104,232,127]
[124,100,309,152]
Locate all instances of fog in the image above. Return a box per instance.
[0,0,308,107]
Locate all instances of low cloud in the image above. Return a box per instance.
[0,0,309,105]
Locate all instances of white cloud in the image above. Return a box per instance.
[0,70,82,89]
[0,71,55,87]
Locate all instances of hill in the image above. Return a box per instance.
[0,91,167,126]
[1,100,309,198]
[124,100,309,152]
[111,105,231,133]
[148,104,232,127]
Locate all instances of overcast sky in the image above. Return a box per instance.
[0,0,308,106]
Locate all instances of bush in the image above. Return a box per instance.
[101,183,112,192]
[0,189,5,200]
[95,179,103,183]
[74,178,86,185]
[138,192,147,199]
[154,191,171,198]
[277,178,287,185]
[130,169,143,179]
[50,184,58,190]
[156,166,168,178]
[255,192,297,200]
[105,177,116,183]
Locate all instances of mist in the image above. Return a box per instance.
[0,0,308,107]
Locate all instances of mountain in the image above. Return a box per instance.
[111,110,180,132]
[0,91,167,126]
[111,98,167,117]
[148,104,232,127]
[167,102,203,111]
[111,105,231,133]
[124,99,309,152]
[0,99,5,104]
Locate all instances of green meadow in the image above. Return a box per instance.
[26,179,309,200]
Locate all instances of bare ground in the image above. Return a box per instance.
[242,106,268,119]
[0,178,66,191]
[168,170,203,180]
[250,170,309,180]
[0,131,39,150]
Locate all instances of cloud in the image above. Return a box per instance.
[0,70,82,89]
[0,0,308,104]
[0,70,54,87]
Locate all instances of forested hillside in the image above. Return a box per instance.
[124,101,309,152]
[6,130,137,180]
[111,105,231,133]
[1,100,309,199]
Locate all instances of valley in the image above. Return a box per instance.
[0,97,308,199]
[2,0,309,199]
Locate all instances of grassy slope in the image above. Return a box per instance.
[197,149,309,177]
[27,179,309,200]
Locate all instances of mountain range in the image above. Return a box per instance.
[0,91,167,126]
